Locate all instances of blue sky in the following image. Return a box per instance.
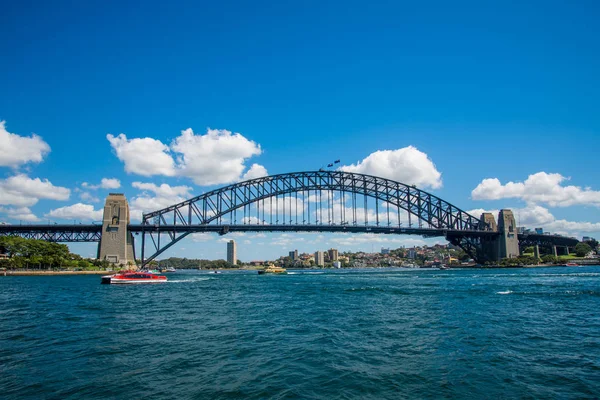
[1,0,599,260]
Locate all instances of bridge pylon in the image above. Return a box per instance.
[98,193,136,267]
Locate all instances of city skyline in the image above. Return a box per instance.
[1,1,599,261]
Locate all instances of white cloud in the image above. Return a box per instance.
[471,172,600,207]
[191,233,213,242]
[107,133,176,177]
[329,233,428,247]
[129,182,194,220]
[132,182,193,198]
[171,128,262,185]
[79,192,100,203]
[45,203,103,221]
[108,128,263,186]
[0,121,51,167]
[0,206,40,222]
[0,174,70,207]
[241,164,268,181]
[82,178,121,190]
[339,146,442,189]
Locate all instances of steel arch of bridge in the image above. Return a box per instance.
[140,171,489,265]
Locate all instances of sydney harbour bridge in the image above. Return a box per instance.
[0,171,578,266]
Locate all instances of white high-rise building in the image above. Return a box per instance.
[227,240,237,265]
[315,251,325,266]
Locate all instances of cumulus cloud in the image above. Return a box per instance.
[107,134,176,177]
[0,206,40,222]
[79,192,100,203]
[471,172,600,207]
[107,128,263,186]
[129,182,194,220]
[0,121,51,167]
[241,164,268,181]
[329,234,428,247]
[45,203,103,221]
[0,175,70,207]
[82,178,121,190]
[338,146,442,189]
[171,128,262,185]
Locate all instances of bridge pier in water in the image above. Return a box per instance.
[97,193,136,266]
[478,209,520,262]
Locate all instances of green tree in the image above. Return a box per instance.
[575,243,592,257]
[541,254,558,264]
[583,239,598,251]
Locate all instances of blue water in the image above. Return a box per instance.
[1,267,600,399]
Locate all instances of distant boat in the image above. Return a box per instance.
[565,262,579,266]
[164,267,176,273]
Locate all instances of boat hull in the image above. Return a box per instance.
[101,273,167,284]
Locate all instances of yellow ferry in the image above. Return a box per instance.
[258,264,287,275]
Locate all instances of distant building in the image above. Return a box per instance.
[408,249,417,259]
[327,248,338,261]
[583,236,595,242]
[289,250,298,261]
[517,227,526,234]
[315,251,325,266]
[227,240,237,265]
[535,228,544,235]
[333,261,341,268]
[381,247,390,255]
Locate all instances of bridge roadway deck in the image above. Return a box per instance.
[2,223,497,240]
[0,224,577,246]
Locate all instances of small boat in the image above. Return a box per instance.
[101,271,168,284]
[258,265,287,275]
[565,262,579,267]
[164,267,176,273]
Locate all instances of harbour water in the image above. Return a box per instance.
[1,266,599,399]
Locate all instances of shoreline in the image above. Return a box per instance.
[1,270,114,276]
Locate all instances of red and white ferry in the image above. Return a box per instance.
[101,271,167,284]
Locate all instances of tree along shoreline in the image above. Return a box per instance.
[0,236,113,271]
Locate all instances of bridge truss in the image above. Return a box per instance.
[139,171,491,265]
[0,224,102,242]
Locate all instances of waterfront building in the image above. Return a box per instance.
[315,251,325,266]
[289,250,298,261]
[408,249,417,259]
[328,248,338,261]
[381,247,390,255]
[227,240,237,265]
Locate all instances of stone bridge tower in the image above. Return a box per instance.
[497,209,519,259]
[98,193,135,266]
[479,210,520,262]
